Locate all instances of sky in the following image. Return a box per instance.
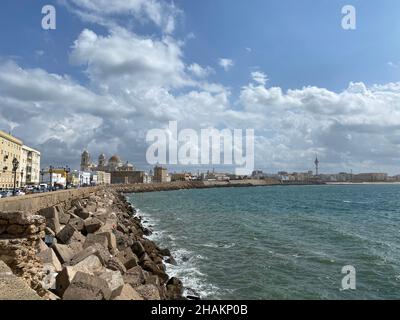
[0,0,400,174]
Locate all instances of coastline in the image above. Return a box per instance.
[0,187,186,300]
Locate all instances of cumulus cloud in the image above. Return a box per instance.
[65,0,180,33]
[251,71,268,86]
[219,58,234,72]
[187,63,214,78]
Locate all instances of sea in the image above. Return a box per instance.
[127,184,400,300]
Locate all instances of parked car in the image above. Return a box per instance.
[15,190,26,196]
[0,191,13,198]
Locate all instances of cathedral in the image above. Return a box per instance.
[80,150,135,173]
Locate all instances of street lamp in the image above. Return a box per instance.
[20,169,24,189]
[12,158,19,196]
[40,169,45,184]
[49,165,54,191]
[65,166,70,189]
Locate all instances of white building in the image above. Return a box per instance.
[42,173,66,187]
[20,145,41,186]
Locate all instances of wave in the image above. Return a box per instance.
[130,202,219,299]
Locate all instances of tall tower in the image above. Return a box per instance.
[314,155,320,176]
[81,150,91,171]
[98,154,106,168]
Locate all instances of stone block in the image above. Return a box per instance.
[69,244,111,266]
[52,243,75,264]
[117,247,138,270]
[135,284,161,300]
[56,224,86,245]
[97,269,124,299]
[84,233,108,249]
[74,207,90,220]
[96,231,117,251]
[63,272,112,300]
[39,207,61,234]
[131,241,145,257]
[69,217,84,232]
[84,218,102,234]
[37,248,62,272]
[113,284,143,301]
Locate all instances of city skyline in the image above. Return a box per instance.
[1,1,400,174]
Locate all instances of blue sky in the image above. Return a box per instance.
[1,0,399,92]
[1,1,400,174]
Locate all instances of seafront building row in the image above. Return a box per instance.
[1,130,398,191]
[0,130,41,189]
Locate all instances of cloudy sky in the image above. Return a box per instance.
[1,0,400,174]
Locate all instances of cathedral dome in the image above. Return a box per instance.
[109,155,122,164]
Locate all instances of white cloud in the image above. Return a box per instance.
[388,61,399,69]
[219,58,234,72]
[65,0,180,33]
[251,71,268,86]
[187,63,214,78]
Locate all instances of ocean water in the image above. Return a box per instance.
[127,185,400,300]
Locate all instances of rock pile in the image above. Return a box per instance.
[1,189,183,300]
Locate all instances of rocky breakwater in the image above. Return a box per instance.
[0,189,184,300]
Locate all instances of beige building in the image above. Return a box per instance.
[0,130,23,189]
[96,171,111,185]
[20,145,41,186]
[154,166,168,183]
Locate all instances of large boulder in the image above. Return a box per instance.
[84,218,103,234]
[97,269,124,299]
[131,241,145,257]
[166,277,184,300]
[83,233,108,249]
[62,272,112,300]
[55,255,104,297]
[113,284,143,300]
[69,244,111,266]
[74,207,90,220]
[39,207,61,234]
[56,224,86,245]
[122,266,145,288]
[68,217,85,232]
[135,284,161,300]
[117,247,138,270]
[37,248,62,272]
[52,243,75,264]
[96,231,117,251]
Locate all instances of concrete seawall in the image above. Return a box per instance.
[0,187,101,213]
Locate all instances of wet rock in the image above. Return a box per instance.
[131,241,145,257]
[166,277,183,300]
[165,256,178,266]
